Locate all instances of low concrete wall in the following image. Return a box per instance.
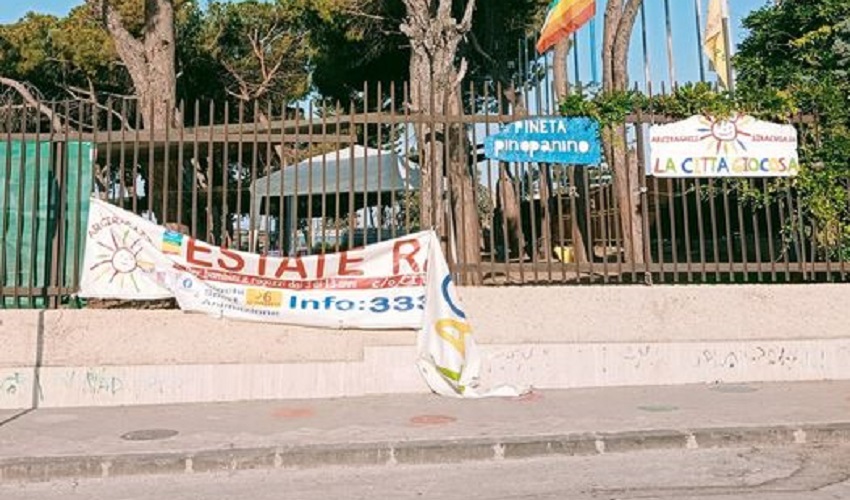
[0,311,40,368]
[0,284,848,408]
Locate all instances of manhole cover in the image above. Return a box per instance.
[409,415,457,426]
[120,429,179,441]
[637,405,679,413]
[710,384,759,394]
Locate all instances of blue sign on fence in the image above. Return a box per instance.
[484,117,602,165]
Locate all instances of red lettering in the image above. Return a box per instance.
[338,251,364,276]
[316,254,326,279]
[392,239,421,275]
[217,248,244,272]
[275,257,308,279]
[258,254,268,276]
[186,239,213,268]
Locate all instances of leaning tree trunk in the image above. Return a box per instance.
[602,0,646,265]
[95,0,177,129]
[93,0,181,226]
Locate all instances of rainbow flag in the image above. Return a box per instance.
[536,0,596,54]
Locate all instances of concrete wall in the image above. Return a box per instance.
[1,284,848,408]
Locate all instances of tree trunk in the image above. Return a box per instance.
[493,84,526,262]
[92,0,181,230]
[602,0,624,92]
[551,38,590,266]
[93,0,178,129]
[552,38,571,100]
[602,0,646,265]
[408,50,446,234]
[612,0,643,92]
[497,164,524,260]
[447,91,482,284]
[402,0,481,282]
[613,140,644,263]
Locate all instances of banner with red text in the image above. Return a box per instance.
[79,199,520,398]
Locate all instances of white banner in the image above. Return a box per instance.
[649,114,799,178]
[79,199,521,398]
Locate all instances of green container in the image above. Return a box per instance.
[1,141,94,308]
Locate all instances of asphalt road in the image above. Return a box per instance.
[4,445,850,500]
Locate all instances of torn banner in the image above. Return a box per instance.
[79,199,523,398]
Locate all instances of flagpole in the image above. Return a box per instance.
[694,0,706,82]
[663,0,676,86]
[573,32,581,87]
[589,18,599,85]
[640,1,651,89]
[720,0,735,93]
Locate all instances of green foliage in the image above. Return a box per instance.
[462,0,550,83]
[558,0,850,262]
[52,7,117,82]
[0,10,122,97]
[174,3,227,105]
[560,87,644,128]
[305,0,550,103]
[304,0,408,102]
[559,82,800,127]
[201,0,312,103]
[736,0,850,259]
[560,82,848,259]
[0,0,315,106]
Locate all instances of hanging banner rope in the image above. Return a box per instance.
[79,199,524,398]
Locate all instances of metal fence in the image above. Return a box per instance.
[0,84,842,308]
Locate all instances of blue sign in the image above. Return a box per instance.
[484,117,602,165]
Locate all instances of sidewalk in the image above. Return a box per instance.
[2,381,850,483]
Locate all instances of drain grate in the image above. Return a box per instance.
[710,384,759,394]
[409,415,457,426]
[120,429,179,441]
[637,405,679,413]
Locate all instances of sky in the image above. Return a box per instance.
[1,0,775,93]
[1,0,83,22]
[518,0,774,113]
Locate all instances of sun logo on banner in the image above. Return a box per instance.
[697,115,753,155]
[88,228,155,292]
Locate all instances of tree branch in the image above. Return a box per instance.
[459,0,476,32]
[0,76,64,132]
[221,58,252,101]
[467,31,495,65]
[341,8,387,22]
[437,0,452,22]
[64,85,134,131]
[453,58,469,88]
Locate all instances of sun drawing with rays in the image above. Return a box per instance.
[88,228,155,292]
[697,115,753,155]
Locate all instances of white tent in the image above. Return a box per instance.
[249,146,419,253]
[251,145,418,215]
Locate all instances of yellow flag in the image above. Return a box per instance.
[703,0,729,88]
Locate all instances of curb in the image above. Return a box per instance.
[3,422,850,483]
